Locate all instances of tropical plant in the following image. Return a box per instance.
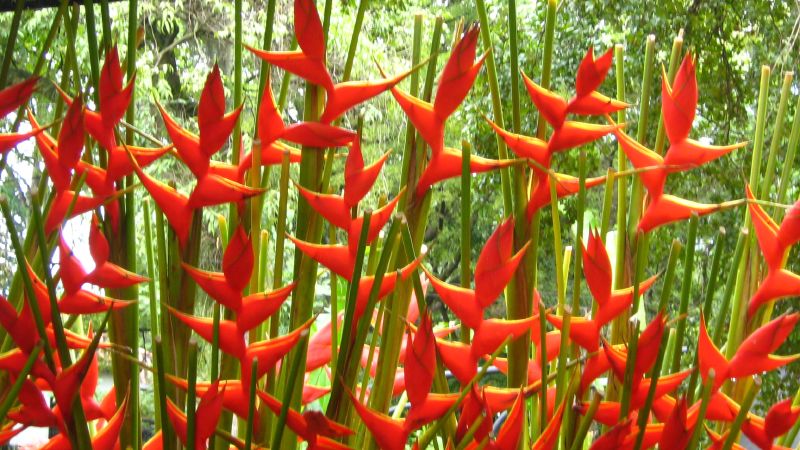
[0,0,799,449]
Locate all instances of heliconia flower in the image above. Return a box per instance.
[461,391,525,450]
[485,116,551,166]
[241,318,314,387]
[187,171,266,209]
[745,185,800,316]
[344,137,391,208]
[526,170,607,218]
[197,65,242,157]
[603,313,666,385]
[473,218,528,308]
[425,219,527,329]
[380,26,514,195]
[605,54,744,232]
[294,183,404,255]
[705,427,746,450]
[548,230,658,353]
[404,314,436,406]
[660,55,745,162]
[0,125,48,155]
[247,0,416,125]
[699,313,800,391]
[583,371,691,426]
[84,215,148,288]
[166,377,261,435]
[349,255,424,329]
[56,95,85,172]
[27,110,71,192]
[44,190,107,235]
[258,391,353,450]
[520,48,625,130]
[55,231,135,314]
[128,151,193,247]
[0,76,38,118]
[740,397,800,450]
[287,237,355,280]
[166,380,225,450]
[6,378,63,431]
[0,77,44,155]
[98,47,135,128]
[637,193,729,233]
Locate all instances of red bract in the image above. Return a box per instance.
[0,76,45,155]
[611,53,746,232]
[247,0,414,126]
[699,313,800,391]
[746,185,800,316]
[741,397,800,450]
[382,25,516,195]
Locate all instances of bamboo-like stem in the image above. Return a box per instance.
[711,231,746,344]
[550,175,570,407]
[231,0,243,165]
[776,93,800,206]
[460,141,472,344]
[508,0,521,133]
[143,200,163,429]
[327,211,373,422]
[475,0,513,214]
[154,337,175,450]
[618,229,647,416]
[600,169,615,238]
[29,191,72,363]
[625,35,660,236]
[367,15,441,424]
[83,0,101,101]
[243,358,259,450]
[0,0,24,88]
[263,152,291,442]
[185,339,199,450]
[685,228,727,400]
[569,388,601,450]
[617,319,640,420]
[632,239,682,450]
[536,0,557,138]
[686,369,715,450]
[669,214,699,373]
[397,15,425,210]
[613,43,629,273]
[153,336,175,450]
[759,71,793,198]
[724,65,770,359]
[721,378,760,450]
[99,0,111,49]
[272,331,309,450]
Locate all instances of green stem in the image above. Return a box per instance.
[143,200,163,429]
[0,0,25,88]
[243,358,259,450]
[686,369,715,450]
[669,214,698,373]
[155,337,175,450]
[721,378,760,450]
[475,0,513,215]
[185,339,199,450]
[460,141,472,344]
[758,71,792,198]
